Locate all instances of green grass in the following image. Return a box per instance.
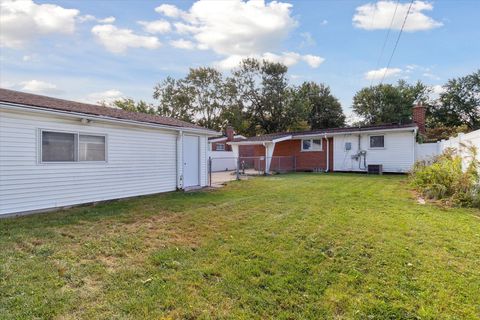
[1,174,479,319]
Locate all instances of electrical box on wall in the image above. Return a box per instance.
[345,142,352,151]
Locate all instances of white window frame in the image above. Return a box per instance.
[215,143,225,151]
[38,128,108,164]
[301,138,323,152]
[369,134,385,149]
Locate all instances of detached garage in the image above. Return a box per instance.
[0,89,218,216]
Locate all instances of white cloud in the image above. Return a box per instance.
[214,52,325,70]
[159,0,297,56]
[353,1,443,31]
[86,89,124,104]
[91,24,161,54]
[365,67,402,80]
[302,54,325,68]
[156,0,323,69]
[78,14,115,24]
[138,20,171,34]
[155,4,183,18]
[20,80,61,94]
[430,84,445,99]
[300,32,315,47]
[0,0,79,48]
[170,39,195,50]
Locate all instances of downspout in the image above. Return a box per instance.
[324,133,329,172]
[176,130,183,190]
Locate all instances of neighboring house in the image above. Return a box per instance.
[0,89,218,216]
[229,106,426,174]
[208,126,246,151]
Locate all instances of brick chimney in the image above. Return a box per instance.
[225,126,234,151]
[412,103,426,135]
[226,125,234,142]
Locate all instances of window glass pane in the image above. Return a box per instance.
[302,139,311,150]
[79,135,106,161]
[370,135,384,148]
[42,131,76,162]
[216,143,225,151]
[312,139,322,150]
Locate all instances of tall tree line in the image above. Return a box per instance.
[113,58,345,135]
[351,70,479,140]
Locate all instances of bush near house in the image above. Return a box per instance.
[410,144,480,207]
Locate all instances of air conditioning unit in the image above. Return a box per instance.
[367,164,383,175]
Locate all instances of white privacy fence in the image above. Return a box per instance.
[207,151,236,172]
[415,130,480,170]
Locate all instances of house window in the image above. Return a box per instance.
[41,130,106,162]
[301,138,322,151]
[79,135,106,161]
[215,143,225,151]
[42,131,77,162]
[369,135,385,148]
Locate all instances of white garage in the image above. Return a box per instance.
[0,88,218,216]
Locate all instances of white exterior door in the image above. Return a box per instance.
[183,135,200,187]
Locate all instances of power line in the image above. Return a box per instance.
[379,0,414,84]
[370,0,400,87]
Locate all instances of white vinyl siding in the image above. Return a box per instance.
[0,108,203,215]
[333,130,415,173]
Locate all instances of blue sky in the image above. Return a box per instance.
[1,0,479,120]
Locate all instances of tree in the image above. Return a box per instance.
[112,98,156,114]
[153,76,195,123]
[185,67,226,130]
[231,58,305,134]
[352,80,430,125]
[429,70,480,130]
[296,82,345,129]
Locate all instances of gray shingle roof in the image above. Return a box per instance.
[240,123,418,142]
[0,88,214,132]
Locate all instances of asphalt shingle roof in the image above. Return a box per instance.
[240,123,418,142]
[0,88,213,131]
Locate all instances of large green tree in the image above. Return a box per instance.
[231,58,305,134]
[352,80,430,125]
[153,76,194,122]
[429,70,480,130]
[296,82,345,129]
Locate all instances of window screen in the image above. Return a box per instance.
[370,135,385,148]
[42,131,76,162]
[79,135,106,161]
[312,139,322,150]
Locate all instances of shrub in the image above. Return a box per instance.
[410,144,480,208]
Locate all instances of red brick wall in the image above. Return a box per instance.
[245,138,334,172]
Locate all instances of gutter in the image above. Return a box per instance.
[0,102,221,136]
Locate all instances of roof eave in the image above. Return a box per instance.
[1,102,220,135]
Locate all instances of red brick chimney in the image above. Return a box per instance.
[225,126,234,151]
[412,103,426,135]
[226,126,234,142]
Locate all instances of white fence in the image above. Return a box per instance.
[415,129,480,170]
[208,151,237,172]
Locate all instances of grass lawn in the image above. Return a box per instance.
[1,174,479,319]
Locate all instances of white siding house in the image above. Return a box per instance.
[333,129,417,173]
[0,89,217,216]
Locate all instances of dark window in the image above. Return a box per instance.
[370,135,385,148]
